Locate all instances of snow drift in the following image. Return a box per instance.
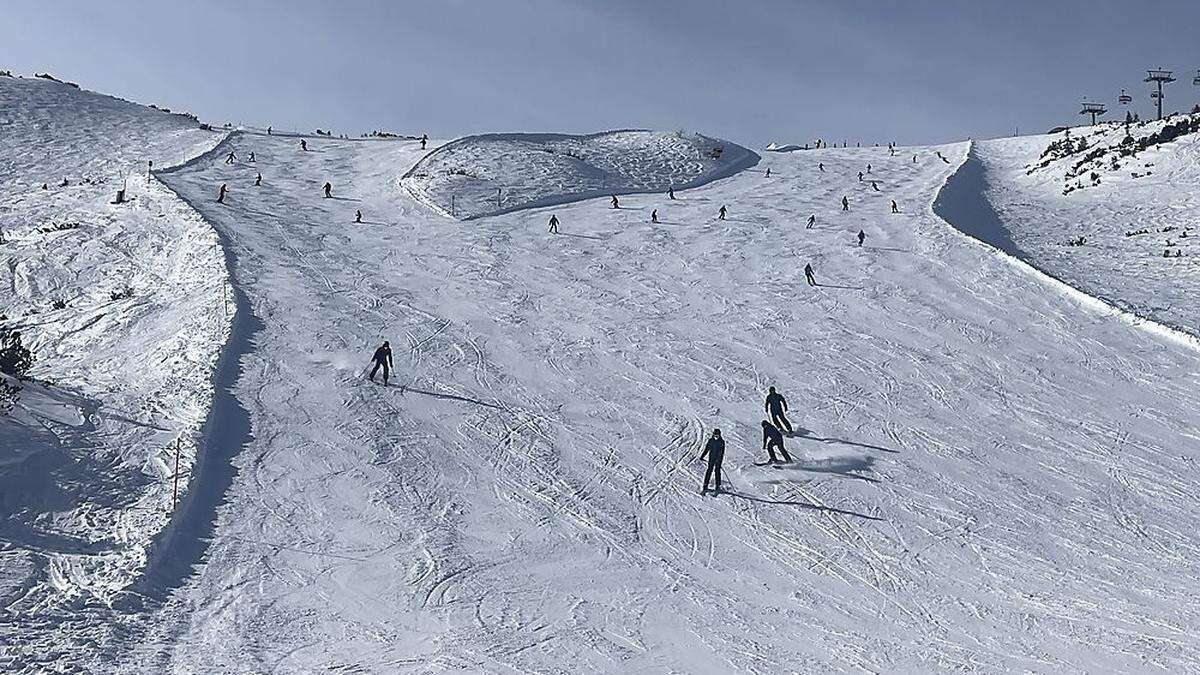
[401,130,759,219]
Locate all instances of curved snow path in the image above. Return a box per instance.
[110,134,1200,673]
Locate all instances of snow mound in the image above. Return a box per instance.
[401,130,758,219]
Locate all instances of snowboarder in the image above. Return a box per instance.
[651,209,658,224]
[421,134,428,150]
[891,200,898,214]
[611,195,620,209]
[841,195,849,211]
[248,152,255,162]
[369,341,394,385]
[225,151,237,164]
[764,386,793,434]
[323,181,332,198]
[668,186,676,200]
[217,183,228,203]
[355,209,362,223]
[762,420,792,463]
[804,262,816,287]
[806,214,816,229]
[718,205,727,220]
[857,229,865,247]
[700,428,725,494]
[300,139,308,151]
[548,214,559,233]
[254,172,262,186]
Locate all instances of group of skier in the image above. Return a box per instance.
[699,386,796,494]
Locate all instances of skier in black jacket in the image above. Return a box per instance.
[700,428,726,493]
[762,420,792,463]
[369,341,394,385]
[764,386,793,433]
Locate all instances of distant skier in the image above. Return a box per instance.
[225,151,236,164]
[819,163,825,172]
[806,214,816,229]
[765,167,771,178]
[912,154,917,163]
[841,195,849,211]
[248,152,255,162]
[147,159,153,179]
[355,209,362,223]
[764,386,793,434]
[300,139,308,151]
[611,195,620,209]
[369,341,394,385]
[548,214,559,233]
[699,428,726,494]
[762,420,792,464]
[421,134,428,150]
[718,205,727,220]
[866,163,872,174]
[668,186,676,200]
[267,125,272,135]
[255,172,262,186]
[858,171,863,182]
[217,183,228,203]
[804,262,816,286]
[857,229,865,247]
[323,181,332,198]
[891,200,898,214]
[871,181,880,192]
[651,209,659,224]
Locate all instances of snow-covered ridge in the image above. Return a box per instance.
[401,130,759,219]
[0,74,229,663]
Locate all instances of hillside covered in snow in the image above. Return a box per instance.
[3,76,1200,673]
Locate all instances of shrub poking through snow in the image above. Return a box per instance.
[0,325,34,379]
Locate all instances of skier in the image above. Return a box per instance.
[858,171,863,182]
[841,195,849,211]
[762,420,792,464]
[857,229,865,247]
[225,151,236,164]
[217,183,228,203]
[369,341,394,385]
[248,152,256,162]
[699,428,725,494]
[764,386,793,434]
[819,163,825,172]
[866,163,872,174]
[891,200,898,214]
[804,262,816,287]
[323,181,332,198]
[913,154,917,163]
[651,209,658,224]
[611,195,620,209]
[300,139,308,151]
[355,209,362,223]
[421,133,428,150]
[255,172,262,186]
[806,214,816,229]
[267,125,272,135]
[548,214,559,233]
[668,186,676,200]
[765,167,771,178]
[718,205,727,220]
[871,181,880,192]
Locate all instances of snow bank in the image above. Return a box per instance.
[401,130,758,219]
[0,75,229,666]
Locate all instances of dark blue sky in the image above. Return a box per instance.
[4,0,1199,146]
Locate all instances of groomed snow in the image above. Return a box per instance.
[401,130,758,219]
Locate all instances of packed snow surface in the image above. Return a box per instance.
[0,75,229,666]
[977,116,1200,337]
[4,79,1200,673]
[401,130,758,219]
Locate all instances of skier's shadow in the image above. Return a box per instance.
[790,427,899,454]
[401,386,502,410]
[866,245,910,253]
[723,490,882,521]
[814,282,865,291]
[328,196,361,202]
[557,232,607,241]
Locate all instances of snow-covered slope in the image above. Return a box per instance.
[0,75,229,668]
[976,116,1200,337]
[401,130,758,219]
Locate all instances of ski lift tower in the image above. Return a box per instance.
[1145,69,1175,120]
[1079,101,1107,125]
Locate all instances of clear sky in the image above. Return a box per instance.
[3,0,1199,147]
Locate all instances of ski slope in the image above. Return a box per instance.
[0,75,230,668]
[976,116,1200,338]
[4,78,1200,673]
